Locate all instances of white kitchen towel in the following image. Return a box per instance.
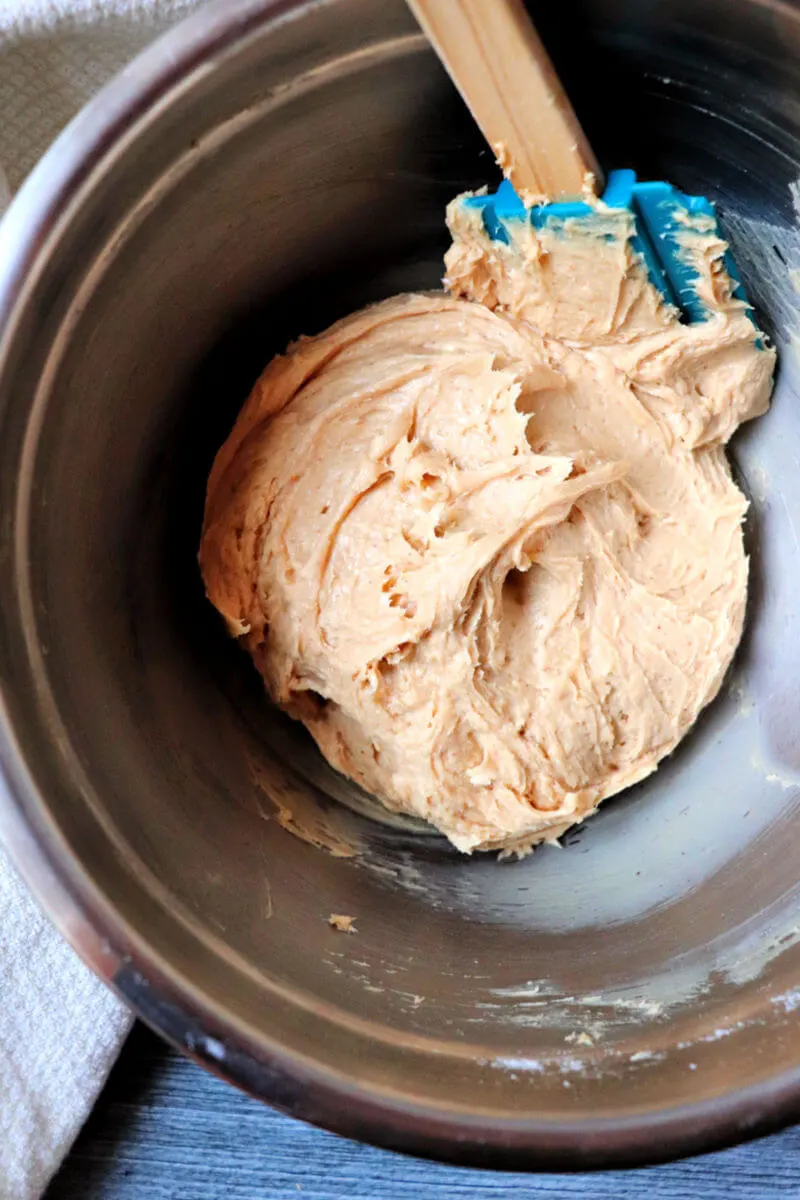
[0,849,131,1200]
[0,6,204,1197]
[0,0,201,190]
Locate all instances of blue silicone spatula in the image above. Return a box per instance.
[406,0,753,324]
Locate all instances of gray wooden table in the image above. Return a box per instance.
[45,1023,800,1199]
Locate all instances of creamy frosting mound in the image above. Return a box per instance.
[200,199,774,853]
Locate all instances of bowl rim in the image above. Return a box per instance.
[0,0,799,1170]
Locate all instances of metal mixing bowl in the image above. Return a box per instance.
[1,0,800,1170]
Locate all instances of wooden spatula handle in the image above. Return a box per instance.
[407,0,602,202]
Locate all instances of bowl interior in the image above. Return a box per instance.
[2,0,800,1162]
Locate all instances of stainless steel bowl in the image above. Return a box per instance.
[1,0,800,1169]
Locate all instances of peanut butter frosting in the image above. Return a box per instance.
[200,196,774,853]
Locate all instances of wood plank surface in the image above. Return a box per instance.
[45,1024,800,1199]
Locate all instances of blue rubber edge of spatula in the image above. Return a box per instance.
[461,168,756,329]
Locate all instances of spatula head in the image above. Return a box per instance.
[462,169,754,327]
